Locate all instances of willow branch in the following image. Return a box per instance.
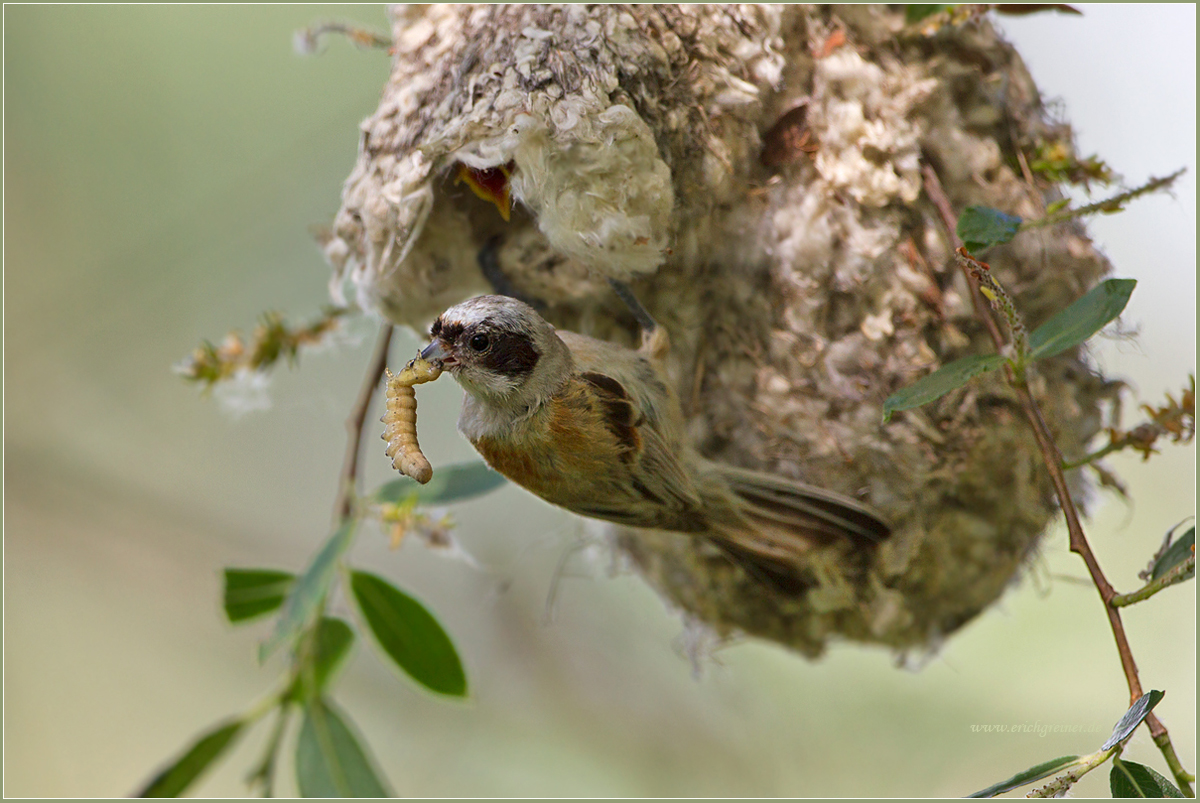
[921,161,1006,349]
[333,323,394,523]
[922,162,1193,798]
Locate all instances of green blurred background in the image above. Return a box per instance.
[4,5,1194,797]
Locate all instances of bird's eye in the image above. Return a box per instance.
[469,333,491,352]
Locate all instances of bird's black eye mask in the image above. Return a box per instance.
[475,326,540,377]
[430,317,540,378]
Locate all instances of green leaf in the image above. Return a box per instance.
[311,617,355,693]
[223,569,295,623]
[1028,278,1136,360]
[957,206,1023,252]
[295,698,390,798]
[1151,526,1195,581]
[350,571,467,697]
[905,4,953,23]
[967,754,1080,798]
[1103,690,1165,750]
[882,354,1007,422]
[372,461,506,506]
[137,717,244,797]
[260,521,357,662]
[1111,759,1185,798]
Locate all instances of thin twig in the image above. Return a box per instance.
[922,162,1194,798]
[1112,555,1197,608]
[1063,380,1195,470]
[1063,438,1136,471]
[1022,168,1186,230]
[955,249,1030,369]
[245,704,291,797]
[294,20,392,54]
[1028,747,1117,798]
[921,161,1006,349]
[333,323,394,524]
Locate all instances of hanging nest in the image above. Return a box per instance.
[321,5,1117,658]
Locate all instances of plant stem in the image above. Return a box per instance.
[1027,747,1116,798]
[1112,555,1197,607]
[1022,168,1186,230]
[333,323,394,524]
[1156,731,1198,788]
[954,249,1030,368]
[922,161,1194,798]
[921,162,1008,350]
[246,704,292,797]
[295,20,393,53]
[1061,440,1126,471]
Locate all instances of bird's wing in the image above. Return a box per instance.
[577,370,704,524]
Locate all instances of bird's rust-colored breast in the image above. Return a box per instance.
[471,434,541,489]
[469,376,633,507]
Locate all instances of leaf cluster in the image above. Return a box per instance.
[138,463,506,797]
[883,172,1185,423]
[882,274,1136,421]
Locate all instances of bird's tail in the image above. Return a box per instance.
[700,463,890,578]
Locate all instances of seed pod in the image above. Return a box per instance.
[381,356,443,484]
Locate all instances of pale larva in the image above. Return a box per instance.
[381,355,444,484]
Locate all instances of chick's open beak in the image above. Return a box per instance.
[420,339,455,365]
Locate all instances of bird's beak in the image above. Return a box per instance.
[420,339,455,365]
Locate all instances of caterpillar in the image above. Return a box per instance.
[381,355,444,484]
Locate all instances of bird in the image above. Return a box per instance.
[418,294,890,580]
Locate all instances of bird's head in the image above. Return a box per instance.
[421,295,572,411]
